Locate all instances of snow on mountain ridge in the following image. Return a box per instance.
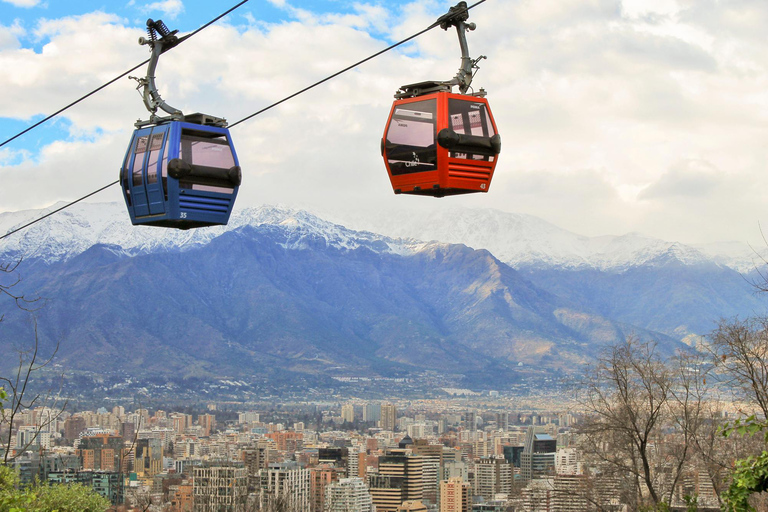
[325,206,725,271]
[0,202,756,272]
[0,202,424,263]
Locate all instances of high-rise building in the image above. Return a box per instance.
[77,432,124,472]
[364,403,381,423]
[239,412,260,424]
[495,413,509,431]
[503,445,524,468]
[259,461,312,512]
[381,403,397,431]
[15,426,44,451]
[135,438,163,477]
[266,431,304,453]
[521,427,556,482]
[64,416,87,442]
[440,477,471,512]
[369,449,424,512]
[325,477,373,512]
[120,421,135,443]
[197,414,216,437]
[442,460,468,482]
[170,413,192,435]
[311,464,340,512]
[243,447,269,492]
[341,403,355,423]
[473,457,513,502]
[368,474,406,512]
[464,412,476,431]
[411,440,443,506]
[193,464,247,511]
[420,458,440,507]
[319,447,349,476]
[347,448,362,478]
[552,474,588,512]
[407,423,433,439]
[555,448,582,476]
[522,478,553,511]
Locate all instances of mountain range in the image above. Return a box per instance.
[0,202,766,388]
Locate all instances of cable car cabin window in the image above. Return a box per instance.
[132,135,149,186]
[385,99,437,175]
[146,133,164,185]
[179,129,236,194]
[448,99,496,162]
[121,135,135,205]
[160,133,169,199]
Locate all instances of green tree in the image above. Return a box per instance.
[710,319,768,511]
[0,464,111,512]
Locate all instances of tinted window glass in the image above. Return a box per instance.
[146,133,164,184]
[178,130,236,194]
[180,132,235,169]
[385,99,437,175]
[448,99,496,161]
[132,135,148,186]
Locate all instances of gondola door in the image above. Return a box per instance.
[126,127,153,218]
[144,124,169,216]
[126,125,169,219]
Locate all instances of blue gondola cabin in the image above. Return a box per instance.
[120,114,241,229]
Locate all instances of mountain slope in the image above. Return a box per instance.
[1,202,762,388]
[0,218,666,385]
[327,206,768,339]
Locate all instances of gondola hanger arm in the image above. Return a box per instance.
[438,1,481,94]
[129,19,184,125]
[394,1,486,99]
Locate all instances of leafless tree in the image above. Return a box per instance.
[578,337,712,509]
[0,260,64,465]
[0,318,67,464]
[709,317,768,418]
[0,259,43,320]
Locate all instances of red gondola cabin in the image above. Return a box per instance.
[381,86,500,197]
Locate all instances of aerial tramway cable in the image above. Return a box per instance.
[0,0,252,150]
[0,0,487,240]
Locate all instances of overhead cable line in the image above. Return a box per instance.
[0,0,251,149]
[0,181,119,241]
[0,0,486,241]
[230,0,486,127]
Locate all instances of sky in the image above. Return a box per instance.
[0,0,767,245]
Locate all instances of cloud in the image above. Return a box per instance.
[3,1,768,246]
[0,20,25,49]
[1,0,41,7]
[639,160,721,200]
[488,169,632,237]
[140,0,184,20]
[1,13,145,127]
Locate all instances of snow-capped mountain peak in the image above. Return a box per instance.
[0,202,426,263]
[0,202,760,272]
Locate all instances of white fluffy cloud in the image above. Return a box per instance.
[141,0,184,20]
[1,0,41,7]
[2,1,768,245]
